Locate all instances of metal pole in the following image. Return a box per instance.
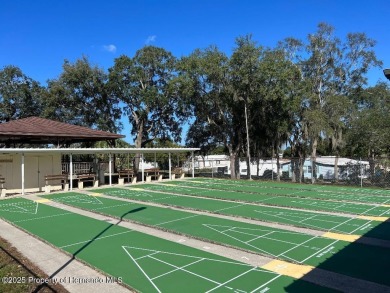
[271,157,274,181]
[169,153,172,180]
[141,154,144,183]
[70,154,73,190]
[109,153,112,186]
[192,151,195,178]
[360,157,363,188]
[21,153,25,195]
[211,160,214,178]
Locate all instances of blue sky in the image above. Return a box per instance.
[1,0,389,144]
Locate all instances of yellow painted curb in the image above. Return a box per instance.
[382,204,390,208]
[261,260,314,279]
[357,215,389,222]
[35,199,51,203]
[89,192,101,197]
[322,232,360,242]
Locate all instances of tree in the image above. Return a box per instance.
[347,83,390,158]
[0,65,43,122]
[283,23,381,182]
[257,49,303,180]
[230,35,263,179]
[179,46,244,179]
[44,57,121,135]
[108,46,185,172]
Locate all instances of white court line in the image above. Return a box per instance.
[60,230,133,248]
[92,202,135,211]
[203,224,283,260]
[123,247,161,293]
[359,203,385,216]
[205,267,257,293]
[253,210,334,232]
[245,231,274,244]
[148,255,220,285]
[156,214,199,226]
[0,202,39,214]
[121,246,274,269]
[250,275,282,293]
[349,219,373,234]
[221,227,235,233]
[298,214,318,223]
[328,217,356,233]
[213,203,246,212]
[277,235,320,260]
[299,240,339,263]
[14,212,72,223]
[151,258,205,280]
[13,204,28,211]
[231,230,309,248]
[379,207,390,216]
[135,251,161,261]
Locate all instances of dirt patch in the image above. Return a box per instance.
[0,236,69,293]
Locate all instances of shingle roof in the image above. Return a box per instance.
[0,117,124,144]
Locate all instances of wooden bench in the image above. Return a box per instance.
[172,167,185,179]
[44,174,68,193]
[0,177,6,197]
[118,169,136,185]
[77,174,98,189]
[144,168,162,182]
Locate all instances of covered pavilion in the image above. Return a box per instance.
[0,117,199,195]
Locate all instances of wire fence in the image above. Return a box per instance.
[190,155,390,189]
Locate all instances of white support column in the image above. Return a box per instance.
[70,154,73,191]
[169,153,172,180]
[109,153,112,186]
[21,153,25,195]
[154,153,157,168]
[141,154,145,183]
[192,151,195,178]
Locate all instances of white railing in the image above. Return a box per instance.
[62,162,93,174]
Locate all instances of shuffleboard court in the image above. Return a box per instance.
[93,187,390,241]
[189,178,390,197]
[135,183,390,217]
[164,179,390,204]
[0,198,335,293]
[41,192,390,287]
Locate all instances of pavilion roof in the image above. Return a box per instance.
[0,117,124,145]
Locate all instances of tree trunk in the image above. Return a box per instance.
[133,123,144,174]
[246,157,250,179]
[299,157,304,183]
[334,155,339,181]
[230,152,236,179]
[368,150,375,181]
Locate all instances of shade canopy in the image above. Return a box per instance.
[0,147,200,155]
[0,117,124,145]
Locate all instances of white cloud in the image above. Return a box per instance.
[145,35,157,44]
[103,44,117,53]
